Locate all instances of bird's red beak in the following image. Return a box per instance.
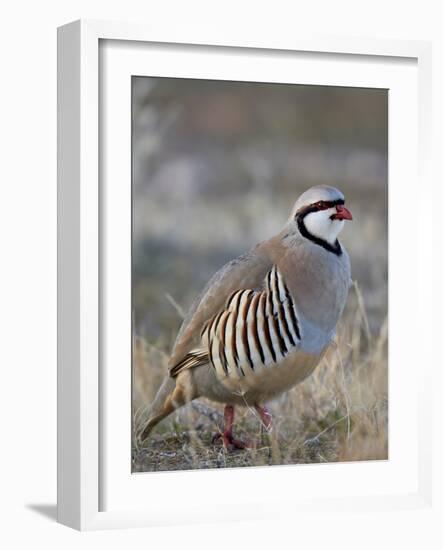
[332,204,353,221]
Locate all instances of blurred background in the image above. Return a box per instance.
[132,77,388,470]
[133,77,387,345]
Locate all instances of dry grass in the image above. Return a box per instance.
[132,281,388,472]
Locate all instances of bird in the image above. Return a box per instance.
[139,185,353,449]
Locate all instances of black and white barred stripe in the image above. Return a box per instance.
[201,266,301,379]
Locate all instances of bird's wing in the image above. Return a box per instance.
[168,247,274,376]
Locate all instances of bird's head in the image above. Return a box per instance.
[286,185,353,254]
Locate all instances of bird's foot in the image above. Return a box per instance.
[212,431,254,450]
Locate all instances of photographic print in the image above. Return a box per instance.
[132,77,388,473]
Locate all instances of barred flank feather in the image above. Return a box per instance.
[169,349,209,378]
[170,266,302,381]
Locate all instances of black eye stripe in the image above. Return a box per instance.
[316,199,344,210]
[314,201,331,210]
[296,198,344,217]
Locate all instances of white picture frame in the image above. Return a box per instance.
[57,19,433,531]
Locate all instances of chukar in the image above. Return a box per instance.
[140,185,352,449]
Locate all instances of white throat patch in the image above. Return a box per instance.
[303,209,345,245]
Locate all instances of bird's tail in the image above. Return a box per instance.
[138,372,196,442]
[138,375,176,441]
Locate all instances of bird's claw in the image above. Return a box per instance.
[212,431,255,450]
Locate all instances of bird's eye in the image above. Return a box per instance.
[315,201,327,209]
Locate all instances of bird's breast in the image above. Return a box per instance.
[282,243,351,337]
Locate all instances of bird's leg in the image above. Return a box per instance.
[222,405,237,448]
[254,404,272,431]
[212,405,251,450]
